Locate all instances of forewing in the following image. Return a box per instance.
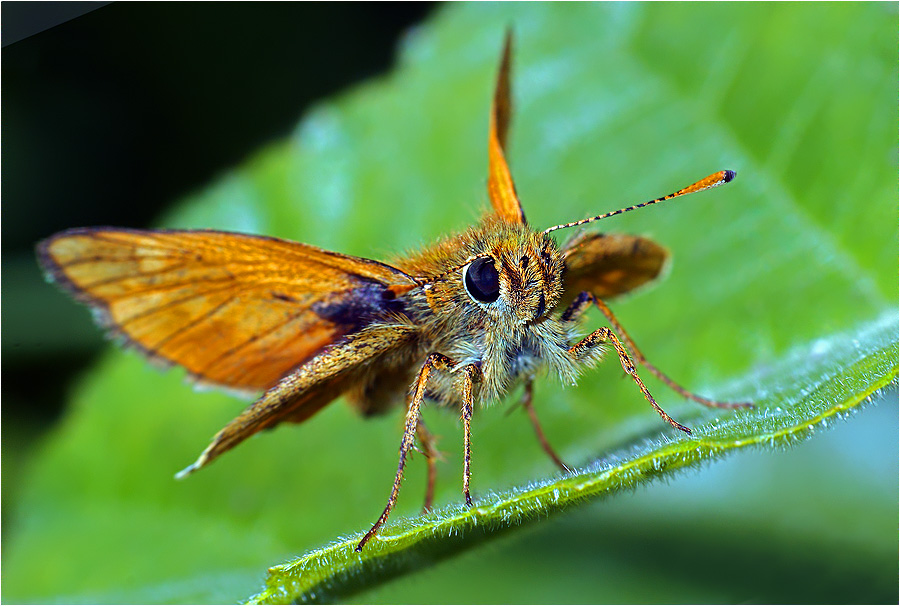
[37,228,417,392]
[561,232,668,308]
[487,31,527,225]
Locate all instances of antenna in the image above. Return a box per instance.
[542,170,736,235]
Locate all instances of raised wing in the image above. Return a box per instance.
[487,31,527,225]
[561,232,668,308]
[37,228,418,392]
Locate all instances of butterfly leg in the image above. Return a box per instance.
[521,381,571,472]
[357,352,453,551]
[460,363,481,507]
[560,290,595,324]
[569,321,691,434]
[415,419,439,513]
[592,297,752,410]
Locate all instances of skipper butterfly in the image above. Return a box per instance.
[38,33,749,550]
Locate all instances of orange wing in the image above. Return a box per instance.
[178,322,418,476]
[37,228,418,392]
[487,31,527,225]
[561,232,668,308]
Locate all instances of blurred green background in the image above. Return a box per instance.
[3,3,897,603]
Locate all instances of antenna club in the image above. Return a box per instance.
[723,170,736,183]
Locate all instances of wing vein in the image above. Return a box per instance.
[146,295,239,353]
[196,308,310,382]
[116,279,257,326]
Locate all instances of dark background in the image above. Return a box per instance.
[2,0,433,516]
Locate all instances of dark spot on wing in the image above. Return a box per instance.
[311,281,406,333]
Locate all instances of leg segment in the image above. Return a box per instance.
[570,326,691,434]
[592,297,752,410]
[460,363,481,507]
[521,381,571,472]
[357,352,452,551]
[560,291,594,324]
[415,420,438,513]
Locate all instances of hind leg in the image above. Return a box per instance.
[520,381,571,472]
[415,420,439,513]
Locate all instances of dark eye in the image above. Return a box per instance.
[464,257,500,303]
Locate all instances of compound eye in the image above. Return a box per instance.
[464,257,500,303]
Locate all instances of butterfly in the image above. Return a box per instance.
[37,33,749,550]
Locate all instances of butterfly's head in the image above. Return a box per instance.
[460,229,564,326]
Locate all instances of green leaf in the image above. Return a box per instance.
[6,3,897,604]
[253,312,897,604]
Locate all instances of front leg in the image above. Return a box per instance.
[592,298,752,410]
[357,352,453,551]
[569,325,691,434]
[563,292,751,411]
